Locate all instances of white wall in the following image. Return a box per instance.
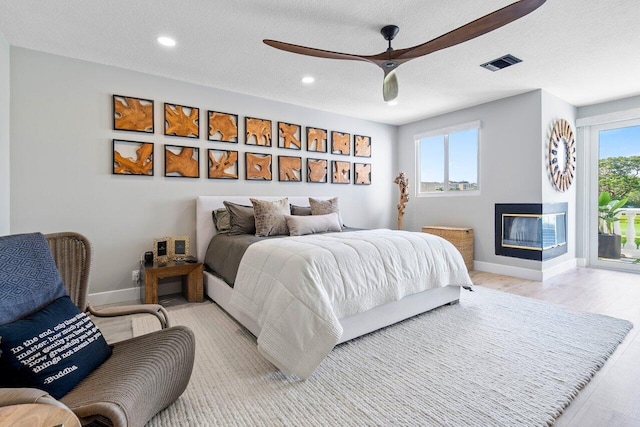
[10,48,396,295]
[577,95,640,119]
[540,90,577,268]
[397,91,544,272]
[0,32,9,235]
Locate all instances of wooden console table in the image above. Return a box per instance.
[142,261,204,304]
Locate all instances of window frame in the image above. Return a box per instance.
[414,120,481,197]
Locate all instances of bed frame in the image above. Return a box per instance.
[196,196,461,344]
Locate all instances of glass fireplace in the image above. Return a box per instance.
[495,203,568,261]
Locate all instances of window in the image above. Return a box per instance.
[415,121,480,196]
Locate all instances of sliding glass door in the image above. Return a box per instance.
[589,119,640,272]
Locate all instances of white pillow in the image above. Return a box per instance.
[285,213,342,236]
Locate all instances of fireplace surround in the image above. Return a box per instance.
[495,203,568,261]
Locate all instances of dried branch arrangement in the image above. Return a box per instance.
[394,172,409,230]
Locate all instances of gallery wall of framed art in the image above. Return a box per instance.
[111,94,373,185]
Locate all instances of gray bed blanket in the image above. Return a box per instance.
[204,228,361,287]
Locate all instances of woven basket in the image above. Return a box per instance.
[421,226,474,271]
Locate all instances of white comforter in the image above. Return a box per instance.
[229,229,472,379]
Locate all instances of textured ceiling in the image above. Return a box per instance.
[1,1,639,125]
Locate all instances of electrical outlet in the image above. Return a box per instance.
[132,270,140,283]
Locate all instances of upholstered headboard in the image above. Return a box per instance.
[195,196,332,262]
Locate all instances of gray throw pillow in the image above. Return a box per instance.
[291,204,312,216]
[212,208,231,233]
[250,198,291,237]
[285,213,342,236]
[309,197,343,228]
[223,201,255,235]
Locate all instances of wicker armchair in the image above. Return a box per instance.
[0,232,195,427]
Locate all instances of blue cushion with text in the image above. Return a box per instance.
[0,296,112,399]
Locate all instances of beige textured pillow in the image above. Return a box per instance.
[285,213,342,236]
[250,198,291,237]
[309,197,343,227]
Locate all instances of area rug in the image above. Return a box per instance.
[133,287,633,426]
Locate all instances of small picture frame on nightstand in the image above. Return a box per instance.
[152,237,171,263]
[170,236,191,261]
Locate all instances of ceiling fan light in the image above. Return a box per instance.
[383,71,399,102]
[387,100,398,106]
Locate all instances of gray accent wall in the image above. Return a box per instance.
[540,90,577,267]
[9,48,396,294]
[398,91,542,271]
[0,32,9,236]
[397,90,577,273]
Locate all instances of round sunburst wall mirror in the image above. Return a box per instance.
[548,119,576,192]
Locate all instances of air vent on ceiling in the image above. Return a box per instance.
[480,54,522,72]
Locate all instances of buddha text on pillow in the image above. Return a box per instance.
[0,296,112,399]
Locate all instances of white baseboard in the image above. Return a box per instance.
[473,258,578,282]
[473,261,543,281]
[541,258,578,280]
[576,257,587,267]
[88,281,182,306]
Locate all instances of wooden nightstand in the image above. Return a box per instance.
[422,226,474,271]
[142,260,204,304]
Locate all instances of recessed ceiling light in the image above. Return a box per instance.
[387,100,398,106]
[157,36,176,47]
[301,76,315,84]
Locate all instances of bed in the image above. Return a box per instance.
[196,196,472,378]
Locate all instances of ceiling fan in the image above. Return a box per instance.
[264,0,546,102]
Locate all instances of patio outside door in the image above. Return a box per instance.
[588,119,640,272]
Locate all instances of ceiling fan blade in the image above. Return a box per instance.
[383,71,398,102]
[263,39,373,63]
[391,0,546,61]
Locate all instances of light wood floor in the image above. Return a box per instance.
[94,267,640,426]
